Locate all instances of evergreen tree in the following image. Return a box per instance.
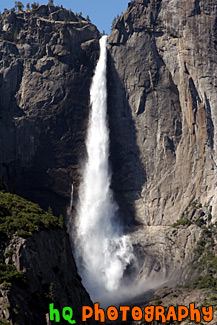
[58,214,65,229]
[15,1,24,11]
[31,2,37,9]
[111,13,122,32]
[47,206,53,216]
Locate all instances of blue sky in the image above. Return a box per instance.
[0,0,130,34]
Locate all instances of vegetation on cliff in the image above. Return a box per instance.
[148,202,217,318]
[0,192,93,325]
[0,191,64,287]
[187,222,217,291]
[0,191,62,242]
[172,200,217,290]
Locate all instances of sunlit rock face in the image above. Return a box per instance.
[107,0,217,283]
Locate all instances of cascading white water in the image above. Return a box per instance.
[75,36,135,303]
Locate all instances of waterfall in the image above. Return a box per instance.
[74,36,135,304]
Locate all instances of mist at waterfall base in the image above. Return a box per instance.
[71,36,140,306]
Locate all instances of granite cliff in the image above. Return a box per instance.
[108,0,217,285]
[0,4,99,324]
[1,230,95,325]
[108,0,217,227]
[0,0,217,321]
[0,192,94,325]
[0,4,100,215]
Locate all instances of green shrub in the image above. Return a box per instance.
[189,223,217,291]
[0,191,65,288]
[0,191,60,245]
[44,283,55,302]
[153,298,162,305]
[4,249,15,258]
[195,218,205,227]
[209,257,217,270]
[0,261,26,287]
[59,214,65,229]
[201,228,211,237]
[191,200,202,209]
[210,296,217,301]
[197,275,217,289]
[173,218,192,228]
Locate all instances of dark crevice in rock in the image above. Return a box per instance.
[189,77,201,104]
[204,92,214,149]
[190,0,201,16]
[165,136,175,154]
[136,91,146,115]
[184,62,190,75]
[189,77,200,125]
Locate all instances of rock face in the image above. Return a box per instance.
[0,5,100,215]
[0,229,94,325]
[107,0,217,283]
[0,0,217,301]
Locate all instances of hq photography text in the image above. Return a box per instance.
[49,302,213,323]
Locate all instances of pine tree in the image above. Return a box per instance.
[15,1,24,11]
[31,2,38,9]
[111,13,122,32]
[47,206,53,216]
[111,15,119,31]
[59,214,65,229]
